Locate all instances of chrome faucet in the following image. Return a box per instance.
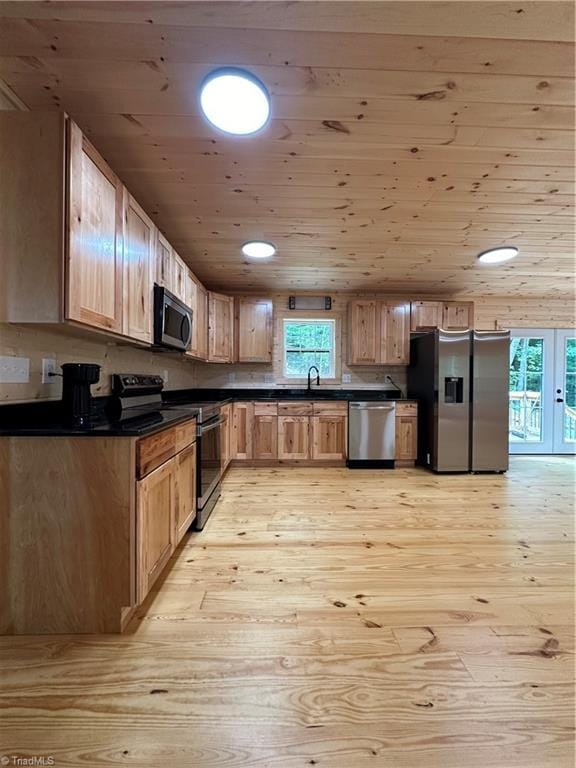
[307,365,320,391]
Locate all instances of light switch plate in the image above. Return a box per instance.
[0,356,30,383]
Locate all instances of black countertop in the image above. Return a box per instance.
[0,388,411,437]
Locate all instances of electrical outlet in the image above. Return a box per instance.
[0,356,30,383]
[264,373,274,384]
[162,369,169,385]
[42,358,57,384]
[228,372,236,383]
[342,373,351,384]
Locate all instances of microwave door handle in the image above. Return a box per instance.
[180,313,192,347]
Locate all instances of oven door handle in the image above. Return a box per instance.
[198,417,223,435]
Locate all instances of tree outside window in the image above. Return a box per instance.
[283,319,335,378]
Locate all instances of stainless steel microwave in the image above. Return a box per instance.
[153,285,192,351]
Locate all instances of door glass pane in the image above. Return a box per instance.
[564,338,576,443]
[509,337,544,443]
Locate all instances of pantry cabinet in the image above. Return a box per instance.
[67,120,124,334]
[208,292,235,363]
[235,297,273,362]
[122,193,154,343]
[348,300,410,365]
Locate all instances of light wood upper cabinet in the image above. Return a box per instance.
[410,301,444,331]
[348,300,380,365]
[278,416,310,460]
[172,254,187,303]
[381,301,410,364]
[67,121,124,333]
[235,297,273,363]
[122,193,154,343]
[311,415,347,460]
[190,282,208,360]
[155,231,173,292]
[137,457,176,602]
[349,299,410,365]
[442,302,474,330]
[253,415,278,460]
[174,442,196,544]
[208,292,234,363]
[232,402,254,460]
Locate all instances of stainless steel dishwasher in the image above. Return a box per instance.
[348,401,396,468]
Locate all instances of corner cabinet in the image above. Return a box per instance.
[208,292,234,362]
[67,121,125,333]
[348,300,410,365]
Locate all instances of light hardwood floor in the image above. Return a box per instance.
[0,457,574,767]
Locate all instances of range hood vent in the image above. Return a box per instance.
[288,296,332,311]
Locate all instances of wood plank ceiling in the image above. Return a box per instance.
[0,1,574,297]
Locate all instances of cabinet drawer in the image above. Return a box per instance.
[137,418,196,478]
[174,420,197,453]
[278,401,314,416]
[313,401,348,416]
[395,402,417,417]
[254,401,278,416]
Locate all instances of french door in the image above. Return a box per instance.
[509,328,576,454]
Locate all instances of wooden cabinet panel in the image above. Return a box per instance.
[67,121,124,333]
[174,420,197,454]
[232,402,254,460]
[348,300,379,364]
[174,443,196,544]
[220,403,232,472]
[254,402,278,416]
[184,269,196,311]
[381,302,410,364]
[395,401,418,417]
[312,401,348,416]
[236,297,273,362]
[155,231,173,292]
[137,458,176,602]
[137,418,196,479]
[208,292,234,363]
[172,254,186,303]
[278,416,310,460]
[410,301,443,332]
[253,415,278,460]
[311,415,347,460]
[190,282,208,360]
[395,416,418,461]
[122,192,154,343]
[278,402,314,416]
[443,301,474,330]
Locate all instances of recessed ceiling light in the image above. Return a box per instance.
[199,68,271,135]
[242,241,276,259]
[477,246,519,264]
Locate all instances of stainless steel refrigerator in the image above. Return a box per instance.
[407,329,510,472]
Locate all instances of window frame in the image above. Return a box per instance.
[281,317,337,380]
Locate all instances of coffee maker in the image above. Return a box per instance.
[61,363,101,428]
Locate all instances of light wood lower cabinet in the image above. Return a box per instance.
[311,415,347,460]
[254,415,278,459]
[232,402,254,459]
[174,442,197,543]
[395,415,418,462]
[137,457,177,602]
[278,416,310,460]
[221,403,232,472]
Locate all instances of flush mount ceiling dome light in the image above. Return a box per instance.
[477,246,519,265]
[242,241,276,259]
[199,68,271,135]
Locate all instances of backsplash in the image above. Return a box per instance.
[0,325,197,403]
